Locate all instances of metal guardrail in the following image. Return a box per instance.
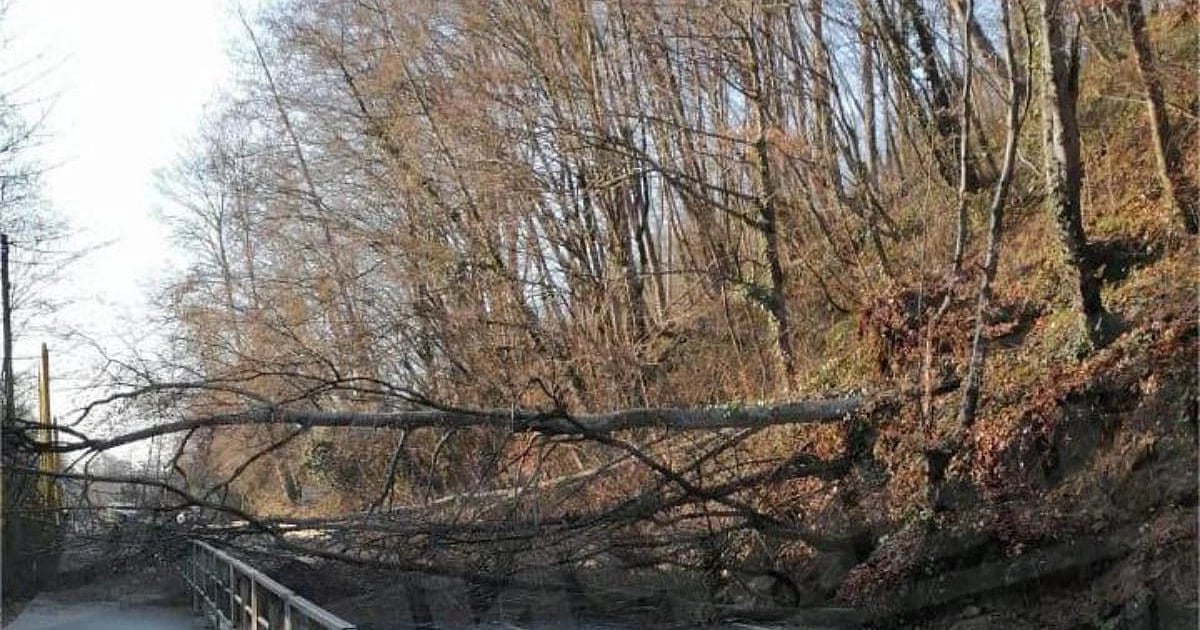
[182,539,356,630]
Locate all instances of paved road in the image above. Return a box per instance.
[6,599,207,630]
[6,565,208,630]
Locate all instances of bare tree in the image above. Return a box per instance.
[1037,0,1109,348]
[118,2,1193,621]
[1123,0,1198,234]
[959,0,1028,426]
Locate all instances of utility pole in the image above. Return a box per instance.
[0,233,9,607]
[2,232,13,423]
[39,343,60,524]
[38,343,50,438]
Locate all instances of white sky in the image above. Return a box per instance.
[3,1,240,459]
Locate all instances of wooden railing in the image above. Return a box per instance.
[182,539,356,630]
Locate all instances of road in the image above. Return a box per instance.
[5,565,207,630]
[6,600,206,630]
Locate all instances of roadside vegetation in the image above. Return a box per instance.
[3,0,1196,627]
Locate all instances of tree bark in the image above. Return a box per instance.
[960,0,1026,426]
[746,22,797,384]
[1038,0,1109,347]
[899,0,980,191]
[951,0,976,274]
[949,0,1008,82]
[1124,0,1199,234]
[52,396,868,454]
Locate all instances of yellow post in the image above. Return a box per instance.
[37,343,60,524]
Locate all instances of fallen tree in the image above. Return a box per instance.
[28,393,870,454]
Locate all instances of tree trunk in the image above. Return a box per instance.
[861,24,879,176]
[951,0,976,274]
[950,0,1008,82]
[72,396,869,453]
[1038,0,1109,348]
[1124,0,1199,234]
[900,0,979,191]
[747,23,797,385]
[960,0,1026,426]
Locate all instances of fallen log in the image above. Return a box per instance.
[65,396,869,453]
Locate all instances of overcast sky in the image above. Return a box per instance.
[3,1,238,451]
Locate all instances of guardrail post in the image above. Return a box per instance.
[264,591,279,629]
[241,572,250,628]
[207,548,214,619]
[203,546,211,618]
[250,578,259,630]
[191,542,199,613]
[229,559,237,628]
[241,566,248,628]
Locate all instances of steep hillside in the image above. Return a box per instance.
[140,2,1198,628]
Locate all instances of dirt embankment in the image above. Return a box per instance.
[268,272,1198,629]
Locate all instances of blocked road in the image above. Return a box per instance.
[5,564,207,630]
[6,599,207,630]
